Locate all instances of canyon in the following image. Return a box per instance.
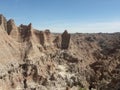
[0,14,120,90]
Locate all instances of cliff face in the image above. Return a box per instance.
[0,15,120,90]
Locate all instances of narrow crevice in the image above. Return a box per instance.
[23,79,27,89]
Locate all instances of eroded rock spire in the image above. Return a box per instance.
[61,30,70,49]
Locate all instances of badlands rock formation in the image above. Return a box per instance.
[0,14,120,90]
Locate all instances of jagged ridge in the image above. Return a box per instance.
[0,14,120,90]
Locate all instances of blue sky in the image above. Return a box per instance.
[0,0,120,33]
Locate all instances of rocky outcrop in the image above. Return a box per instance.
[0,14,7,31]
[18,23,32,42]
[0,15,20,65]
[0,15,120,90]
[61,30,70,49]
[53,35,61,48]
[33,30,44,45]
[33,29,52,47]
[7,19,18,40]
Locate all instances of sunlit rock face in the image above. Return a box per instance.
[0,14,7,31]
[0,14,120,90]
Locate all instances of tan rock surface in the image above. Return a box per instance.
[0,15,120,90]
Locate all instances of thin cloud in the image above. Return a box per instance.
[42,21,120,33]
